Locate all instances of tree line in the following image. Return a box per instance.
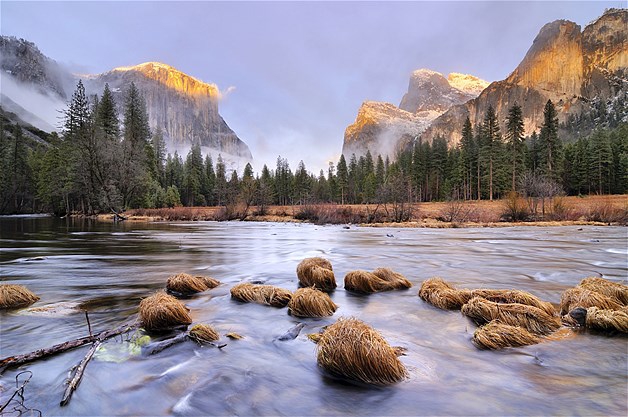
[0,81,626,215]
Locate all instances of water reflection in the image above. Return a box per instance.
[0,217,626,416]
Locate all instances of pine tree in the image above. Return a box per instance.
[588,129,613,194]
[459,117,475,200]
[539,100,562,182]
[480,105,502,200]
[336,154,348,204]
[204,155,216,205]
[505,103,525,192]
[96,83,119,138]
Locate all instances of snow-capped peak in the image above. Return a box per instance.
[447,73,489,96]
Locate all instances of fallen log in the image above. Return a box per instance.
[60,341,102,406]
[0,322,139,374]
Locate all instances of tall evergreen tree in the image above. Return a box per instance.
[336,154,348,204]
[505,103,525,192]
[538,99,562,181]
[459,116,476,200]
[480,105,502,200]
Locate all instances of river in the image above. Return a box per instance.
[1,216,626,416]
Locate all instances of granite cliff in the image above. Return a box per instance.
[343,69,488,159]
[423,8,627,145]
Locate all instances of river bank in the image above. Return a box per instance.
[104,194,627,227]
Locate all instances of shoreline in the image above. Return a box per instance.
[90,194,627,228]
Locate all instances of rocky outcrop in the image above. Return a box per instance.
[343,70,488,159]
[0,36,252,160]
[0,36,72,99]
[343,101,427,159]
[423,8,628,145]
[88,62,252,159]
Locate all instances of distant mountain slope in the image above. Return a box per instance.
[343,69,488,159]
[87,62,252,159]
[0,37,252,161]
[422,8,628,145]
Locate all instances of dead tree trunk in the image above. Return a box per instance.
[0,322,139,374]
[60,340,102,406]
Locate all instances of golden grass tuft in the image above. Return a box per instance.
[472,321,542,350]
[288,287,338,317]
[470,288,556,316]
[230,283,293,307]
[418,277,473,310]
[139,291,192,332]
[578,277,628,305]
[559,287,623,315]
[344,269,413,294]
[0,284,40,309]
[296,257,336,292]
[372,268,413,289]
[584,307,628,333]
[461,297,560,335]
[316,317,408,385]
[166,273,220,295]
[188,323,220,344]
[226,332,243,340]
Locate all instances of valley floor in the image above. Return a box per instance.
[113,195,628,227]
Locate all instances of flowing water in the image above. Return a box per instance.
[0,216,626,416]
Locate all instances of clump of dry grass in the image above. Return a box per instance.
[296,257,336,292]
[188,323,220,344]
[288,287,338,317]
[559,287,623,315]
[316,317,408,385]
[344,269,412,294]
[578,277,628,306]
[461,297,560,335]
[372,268,413,289]
[226,332,243,340]
[139,291,192,332]
[166,273,220,295]
[418,277,473,310]
[470,289,556,316]
[0,284,40,309]
[472,321,542,350]
[230,283,292,307]
[584,307,628,333]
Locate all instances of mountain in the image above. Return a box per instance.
[422,8,628,145]
[0,36,252,161]
[86,62,252,160]
[343,69,488,159]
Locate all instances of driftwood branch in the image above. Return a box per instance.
[0,371,41,416]
[142,333,189,355]
[0,322,139,374]
[142,332,227,356]
[60,341,101,406]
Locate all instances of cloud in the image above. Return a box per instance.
[219,85,236,100]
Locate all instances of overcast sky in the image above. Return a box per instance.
[2,1,623,173]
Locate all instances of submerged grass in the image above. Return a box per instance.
[0,284,40,309]
[316,317,407,385]
[230,283,293,307]
[139,291,192,332]
[296,257,336,292]
[461,297,560,335]
[578,277,628,306]
[472,321,542,350]
[166,273,220,295]
[288,287,338,318]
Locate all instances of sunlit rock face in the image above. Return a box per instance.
[91,62,252,160]
[343,101,428,159]
[423,9,628,146]
[343,70,488,159]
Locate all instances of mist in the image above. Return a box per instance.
[0,73,66,131]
